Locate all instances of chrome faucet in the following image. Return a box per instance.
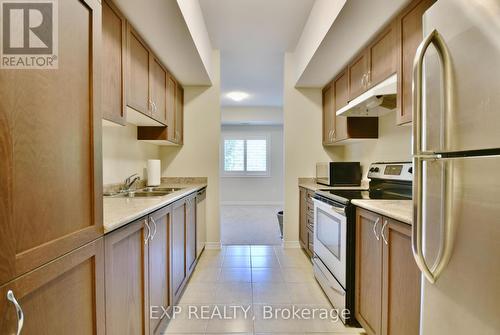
[122,173,140,192]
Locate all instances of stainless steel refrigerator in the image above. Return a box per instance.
[412,0,500,334]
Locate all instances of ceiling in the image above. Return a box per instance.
[199,0,315,107]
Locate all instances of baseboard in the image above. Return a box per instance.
[220,201,284,206]
[282,240,301,248]
[205,241,222,250]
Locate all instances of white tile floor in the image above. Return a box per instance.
[164,245,365,335]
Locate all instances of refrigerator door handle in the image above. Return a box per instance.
[412,28,455,284]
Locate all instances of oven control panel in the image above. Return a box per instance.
[367,162,413,181]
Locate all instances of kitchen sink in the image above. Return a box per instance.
[104,187,184,198]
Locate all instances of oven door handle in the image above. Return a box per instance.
[331,205,345,215]
[312,198,346,216]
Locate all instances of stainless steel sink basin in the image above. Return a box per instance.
[104,187,184,198]
[143,187,183,193]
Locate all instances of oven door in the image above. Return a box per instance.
[312,198,347,288]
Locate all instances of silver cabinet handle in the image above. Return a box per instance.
[373,218,380,241]
[367,70,371,87]
[7,290,24,335]
[381,219,388,245]
[144,219,151,244]
[149,217,157,240]
[361,73,366,88]
[412,28,455,284]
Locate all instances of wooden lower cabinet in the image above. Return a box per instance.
[186,195,197,276]
[105,218,150,335]
[299,187,315,256]
[171,199,187,304]
[355,209,383,335]
[0,238,105,334]
[148,206,172,335]
[355,208,420,335]
[381,218,421,335]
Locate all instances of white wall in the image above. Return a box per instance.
[283,52,343,246]
[176,0,214,82]
[220,125,284,205]
[342,112,412,177]
[160,50,221,247]
[221,106,283,125]
[293,0,346,84]
[102,123,161,185]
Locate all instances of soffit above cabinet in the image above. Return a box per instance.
[113,0,213,86]
[295,0,411,88]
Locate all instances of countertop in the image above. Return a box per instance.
[103,183,207,233]
[351,199,413,225]
[298,178,369,191]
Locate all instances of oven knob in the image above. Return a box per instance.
[373,167,380,173]
[369,168,375,173]
[408,167,413,174]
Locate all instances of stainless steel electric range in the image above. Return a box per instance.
[311,162,412,325]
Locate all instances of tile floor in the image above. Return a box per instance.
[164,245,365,335]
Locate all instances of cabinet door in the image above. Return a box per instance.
[367,22,397,88]
[348,52,368,101]
[171,199,186,304]
[0,0,103,285]
[299,188,308,249]
[166,74,177,142]
[149,206,172,335]
[105,218,149,335]
[150,56,167,125]
[0,238,105,334]
[322,84,334,145]
[175,85,184,144]
[195,190,207,258]
[333,69,349,141]
[355,209,383,335]
[381,218,421,335]
[102,0,126,125]
[127,25,151,115]
[396,0,436,125]
[186,196,197,275]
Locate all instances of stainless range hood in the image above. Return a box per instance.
[336,74,397,117]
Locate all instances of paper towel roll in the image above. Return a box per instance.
[147,159,161,186]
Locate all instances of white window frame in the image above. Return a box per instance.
[221,132,271,177]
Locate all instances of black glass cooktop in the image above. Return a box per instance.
[315,187,412,205]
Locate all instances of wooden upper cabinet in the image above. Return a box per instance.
[150,56,167,125]
[0,238,105,334]
[166,74,177,142]
[0,0,103,285]
[322,84,335,145]
[396,0,436,125]
[185,196,197,276]
[333,69,349,141]
[348,52,369,101]
[381,218,421,335]
[367,22,398,88]
[127,25,151,116]
[102,0,126,125]
[175,84,184,144]
[148,206,172,335]
[105,218,150,335]
[356,209,384,335]
[171,199,187,304]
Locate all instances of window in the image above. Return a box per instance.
[222,134,270,176]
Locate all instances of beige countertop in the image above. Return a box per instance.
[103,183,207,233]
[351,199,413,225]
[298,178,369,191]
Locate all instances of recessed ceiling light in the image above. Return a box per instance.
[226,91,250,102]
